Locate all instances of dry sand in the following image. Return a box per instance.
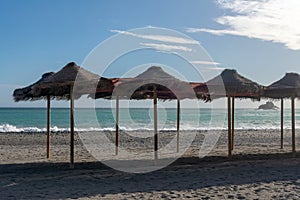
[0,130,299,199]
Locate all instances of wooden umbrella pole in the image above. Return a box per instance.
[115,95,119,155]
[231,97,235,151]
[227,96,232,158]
[46,95,51,159]
[176,99,180,153]
[291,97,296,153]
[281,98,284,149]
[154,87,158,160]
[70,90,75,168]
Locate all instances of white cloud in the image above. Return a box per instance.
[187,0,300,50]
[187,28,242,36]
[206,67,225,71]
[190,61,224,71]
[140,43,192,52]
[191,60,221,65]
[111,29,199,45]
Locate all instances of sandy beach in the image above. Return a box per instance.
[3,0,300,199]
[0,130,299,199]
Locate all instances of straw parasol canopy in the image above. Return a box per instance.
[13,72,55,102]
[264,73,300,99]
[194,69,264,100]
[108,66,204,158]
[192,69,265,157]
[33,62,113,100]
[113,66,199,100]
[264,72,300,153]
[13,62,115,167]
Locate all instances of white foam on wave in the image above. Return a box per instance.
[0,124,21,132]
[1,123,300,133]
[0,124,68,133]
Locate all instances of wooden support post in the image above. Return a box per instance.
[115,95,119,155]
[231,97,235,151]
[154,87,158,160]
[281,98,284,149]
[177,99,180,153]
[47,95,51,159]
[291,97,296,154]
[70,91,75,168]
[228,96,232,158]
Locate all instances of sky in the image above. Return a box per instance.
[1,0,300,108]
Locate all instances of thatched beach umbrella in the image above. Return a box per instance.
[264,73,300,153]
[109,66,199,159]
[13,72,55,159]
[14,62,113,167]
[33,62,113,167]
[194,69,264,157]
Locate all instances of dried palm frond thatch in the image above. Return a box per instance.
[264,73,300,99]
[112,66,203,101]
[33,62,113,100]
[13,72,55,102]
[194,69,264,100]
[13,62,114,101]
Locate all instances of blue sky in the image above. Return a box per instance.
[1,0,300,108]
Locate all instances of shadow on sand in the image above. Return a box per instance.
[0,152,299,199]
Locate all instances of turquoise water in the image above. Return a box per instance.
[0,107,299,132]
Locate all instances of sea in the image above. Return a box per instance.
[0,107,299,133]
